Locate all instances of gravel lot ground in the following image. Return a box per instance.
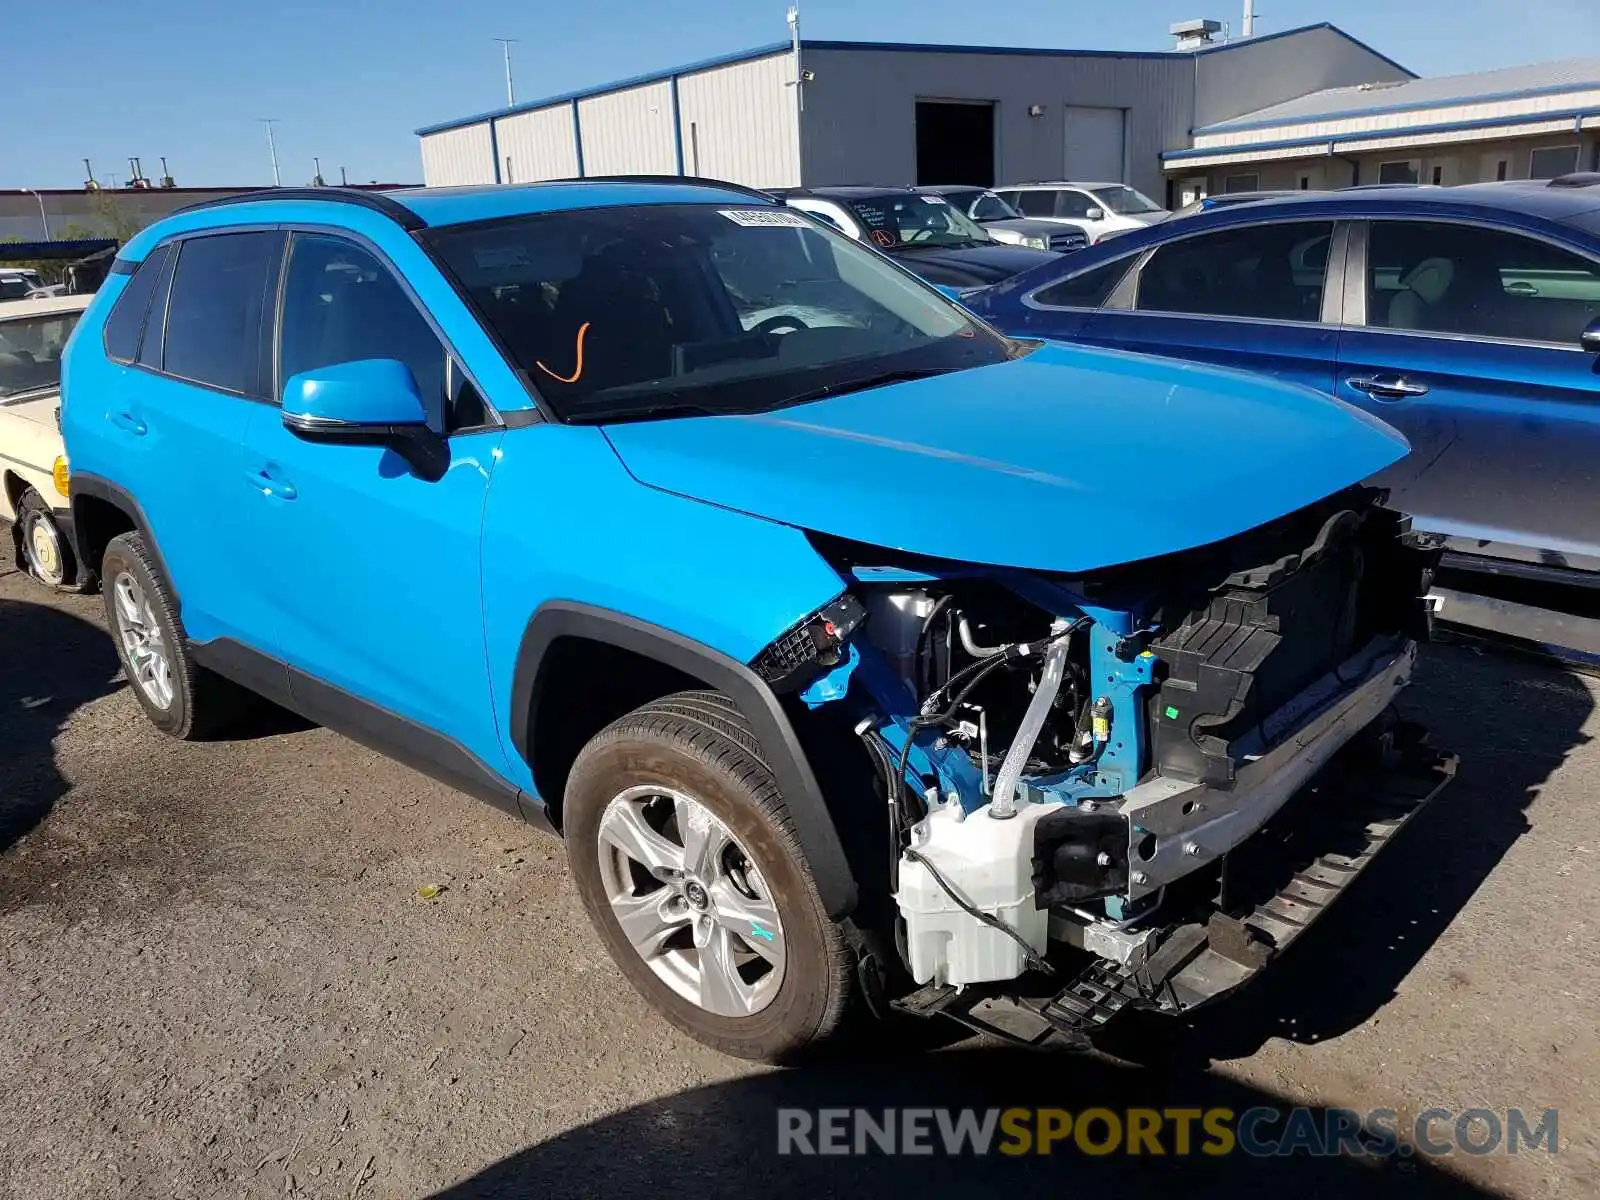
[2,537,1597,1199]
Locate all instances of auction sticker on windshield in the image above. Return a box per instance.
[719,209,811,228]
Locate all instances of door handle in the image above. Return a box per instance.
[1346,374,1430,401]
[110,410,147,436]
[245,467,298,501]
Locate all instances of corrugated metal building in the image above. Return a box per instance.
[414,22,1410,203]
[1164,57,1600,197]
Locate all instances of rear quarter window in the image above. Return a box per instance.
[102,243,173,363]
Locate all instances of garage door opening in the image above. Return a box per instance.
[916,100,995,186]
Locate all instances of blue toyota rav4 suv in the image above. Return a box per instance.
[61,179,1452,1061]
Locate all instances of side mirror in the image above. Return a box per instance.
[1084,207,1105,221]
[1582,317,1600,354]
[281,358,447,482]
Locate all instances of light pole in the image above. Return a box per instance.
[493,38,518,106]
[259,118,282,186]
[20,187,50,240]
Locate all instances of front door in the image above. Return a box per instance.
[239,229,510,775]
[1079,218,1342,396]
[1336,218,1600,569]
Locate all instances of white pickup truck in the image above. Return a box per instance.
[1,294,91,589]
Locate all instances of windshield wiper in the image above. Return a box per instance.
[764,367,957,411]
[565,400,728,424]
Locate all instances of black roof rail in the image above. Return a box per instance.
[548,174,779,202]
[1548,172,1600,189]
[171,186,426,230]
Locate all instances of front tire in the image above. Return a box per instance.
[100,531,242,739]
[15,488,83,591]
[564,690,858,1062]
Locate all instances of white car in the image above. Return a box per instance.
[1,294,92,589]
[992,181,1169,244]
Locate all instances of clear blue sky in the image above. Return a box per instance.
[11,0,1598,188]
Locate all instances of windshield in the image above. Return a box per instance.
[1089,185,1165,216]
[425,204,1012,423]
[938,189,1019,223]
[0,310,81,399]
[840,194,994,249]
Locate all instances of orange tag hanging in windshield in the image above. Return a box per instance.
[536,322,590,384]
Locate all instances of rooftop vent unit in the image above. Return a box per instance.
[1171,18,1223,49]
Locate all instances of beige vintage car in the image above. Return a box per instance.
[1,294,92,589]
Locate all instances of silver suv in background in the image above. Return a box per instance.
[916,186,1088,254]
[993,181,1169,244]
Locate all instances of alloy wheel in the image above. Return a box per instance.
[111,571,175,710]
[596,784,786,1017]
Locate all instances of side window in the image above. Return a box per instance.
[137,248,176,370]
[1367,221,1600,346]
[102,243,172,363]
[1032,256,1137,309]
[1056,191,1096,219]
[1014,191,1057,218]
[163,232,279,395]
[278,233,451,427]
[1137,221,1334,322]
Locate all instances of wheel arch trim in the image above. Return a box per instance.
[68,472,176,607]
[511,600,859,918]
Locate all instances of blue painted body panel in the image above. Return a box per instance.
[601,339,1408,573]
[967,188,1600,570]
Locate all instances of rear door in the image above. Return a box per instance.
[101,229,285,651]
[1076,218,1342,396]
[1336,218,1600,568]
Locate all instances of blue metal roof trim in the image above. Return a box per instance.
[392,180,775,226]
[1191,21,1416,79]
[1198,71,1600,135]
[1165,106,1600,163]
[415,42,792,136]
[416,24,1397,139]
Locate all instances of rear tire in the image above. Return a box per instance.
[100,531,244,739]
[564,689,859,1062]
[15,488,84,592]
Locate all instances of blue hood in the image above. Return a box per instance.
[601,341,1410,574]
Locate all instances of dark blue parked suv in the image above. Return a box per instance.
[965,177,1600,648]
[61,179,1450,1061]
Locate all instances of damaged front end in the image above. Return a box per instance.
[754,486,1456,1047]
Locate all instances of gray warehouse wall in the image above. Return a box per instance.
[798,48,1193,199]
[1192,27,1414,130]
[677,53,800,187]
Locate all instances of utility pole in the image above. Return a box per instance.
[1242,0,1255,38]
[259,118,282,186]
[20,187,50,240]
[313,156,325,186]
[493,38,519,106]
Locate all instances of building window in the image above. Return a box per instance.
[1530,146,1579,180]
[1378,160,1420,185]
[1431,165,1443,185]
[1496,159,1509,181]
[1299,175,1311,190]
[1222,173,1259,193]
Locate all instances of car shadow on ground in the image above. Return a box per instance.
[1139,639,1592,1065]
[0,588,122,853]
[430,1042,1502,1199]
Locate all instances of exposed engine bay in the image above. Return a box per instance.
[755,486,1456,1044]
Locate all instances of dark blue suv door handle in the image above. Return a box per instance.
[110,410,148,436]
[245,466,298,501]
[1346,374,1430,401]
